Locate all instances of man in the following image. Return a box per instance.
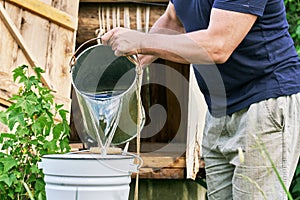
[102,0,300,199]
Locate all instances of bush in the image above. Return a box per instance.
[0,65,70,200]
[285,1,300,199]
[285,0,300,54]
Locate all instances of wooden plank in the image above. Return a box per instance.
[44,0,79,111]
[77,3,166,45]
[0,2,20,74]
[69,143,84,151]
[165,61,189,143]
[7,0,77,31]
[80,0,169,3]
[0,98,11,107]
[186,66,207,179]
[133,156,205,179]
[0,105,9,133]
[141,154,185,168]
[0,71,19,102]
[132,168,185,179]
[0,2,52,90]
[129,142,186,153]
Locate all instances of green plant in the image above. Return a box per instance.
[0,65,70,199]
[252,135,294,200]
[290,159,300,200]
[285,0,300,55]
[285,1,300,198]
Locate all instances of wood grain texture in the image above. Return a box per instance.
[77,3,166,45]
[7,0,77,30]
[0,2,53,89]
[133,168,185,179]
[0,0,79,127]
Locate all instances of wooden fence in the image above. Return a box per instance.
[0,0,79,131]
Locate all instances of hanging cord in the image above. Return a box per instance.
[134,57,143,200]
[134,5,149,199]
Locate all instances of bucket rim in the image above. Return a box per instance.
[42,153,134,160]
[70,44,137,101]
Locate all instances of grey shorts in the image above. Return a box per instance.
[202,93,300,200]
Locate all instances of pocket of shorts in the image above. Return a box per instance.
[263,98,285,131]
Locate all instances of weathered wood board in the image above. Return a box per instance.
[0,0,80,129]
[77,2,167,46]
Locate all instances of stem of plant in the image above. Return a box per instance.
[21,180,34,200]
[236,173,267,200]
[253,135,294,200]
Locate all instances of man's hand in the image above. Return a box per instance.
[101,27,146,57]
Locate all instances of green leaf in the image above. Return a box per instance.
[12,65,27,82]
[34,178,45,192]
[30,164,40,174]
[8,112,25,130]
[0,157,18,173]
[42,93,54,104]
[37,191,45,200]
[0,133,16,140]
[14,171,22,179]
[16,128,29,138]
[60,138,71,152]
[29,75,39,85]
[23,94,40,116]
[296,164,300,176]
[8,189,15,199]
[32,114,52,136]
[14,181,23,193]
[58,109,69,121]
[55,104,63,110]
[53,123,64,139]
[296,25,300,37]
[33,67,45,80]
[44,140,57,153]
[8,94,22,102]
[0,174,13,187]
[0,111,7,125]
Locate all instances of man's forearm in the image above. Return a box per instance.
[139,3,185,66]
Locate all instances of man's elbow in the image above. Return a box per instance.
[211,51,230,64]
[209,44,232,64]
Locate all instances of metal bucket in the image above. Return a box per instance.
[70,42,145,148]
[39,153,141,200]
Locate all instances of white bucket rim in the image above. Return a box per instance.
[42,153,134,160]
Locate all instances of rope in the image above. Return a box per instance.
[134,6,149,200]
[134,58,143,200]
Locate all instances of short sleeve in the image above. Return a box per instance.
[213,0,267,17]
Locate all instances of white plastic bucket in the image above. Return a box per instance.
[39,153,141,200]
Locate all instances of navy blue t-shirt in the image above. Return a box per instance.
[170,0,300,117]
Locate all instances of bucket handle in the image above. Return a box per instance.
[123,152,143,172]
[69,37,140,69]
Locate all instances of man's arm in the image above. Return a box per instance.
[186,8,258,63]
[139,2,185,65]
[102,3,257,65]
[102,2,185,65]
